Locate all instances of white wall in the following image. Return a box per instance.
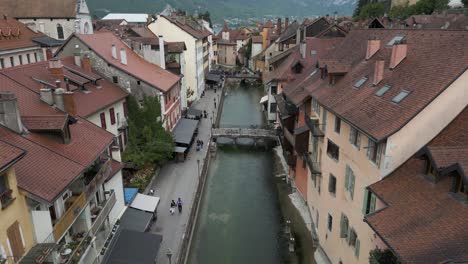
[0,48,43,69]
[31,211,53,243]
[251,43,263,58]
[104,171,125,225]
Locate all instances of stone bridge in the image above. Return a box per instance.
[212,128,278,142]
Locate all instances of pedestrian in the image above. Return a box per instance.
[201,140,204,148]
[177,198,183,213]
[214,101,216,108]
[149,189,154,196]
[170,200,176,215]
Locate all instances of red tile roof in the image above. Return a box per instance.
[311,29,468,141]
[1,57,129,117]
[0,0,77,18]
[161,15,212,39]
[68,32,181,93]
[365,108,468,263]
[251,36,263,43]
[0,16,43,51]
[0,140,25,171]
[22,115,68,131]
[167,42,186,53]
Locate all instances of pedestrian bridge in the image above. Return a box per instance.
[212,128,277,140]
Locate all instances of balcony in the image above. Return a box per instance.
[0,189,15,209]
[91,190,116,235]
[305,153,321,175]
[117,118,128,130]
[305,113,324,137]
[53,192,87,241]
[283,127,295,146]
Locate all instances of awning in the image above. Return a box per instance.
[206,73,222,83]
[259,95,268,104]
[102,229,162,264]
[174,146,187,153]
[124,188,138,205]
[119,208,153,232]
[294,125,310,135]
[130,193,160,213]
[172,118,199,145]
[186,108,203,119]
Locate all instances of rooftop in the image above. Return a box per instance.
[0,0,77,18]
[161,15,212,40]
[0,16,43,51]
[0,140,25,171]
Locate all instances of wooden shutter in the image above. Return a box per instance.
[362,189,370,215]
[345,165,350,192]
[350,170,355,200]
[123,101,128,117]
[354,238,360,257]
[100,113,107,129]
[370,193,377,213]
[376,143,383,167]
[109,108,116,125]
[367,138,373,159]
[349,128,355,144]
[7,221,25,261]
[340,214,348,238]
[356,132,361,149]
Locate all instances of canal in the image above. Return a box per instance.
[187,82,285,264]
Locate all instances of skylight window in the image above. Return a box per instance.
[375,85,391,97]
[392,90,411,103]
[353,77,368,89]
[386,35,406,47]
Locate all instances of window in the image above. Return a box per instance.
[0,175,8,194]
[340,214,349,238]
[112,76,118,84]
[312,98,320,116]
[10,57,14,67]
[353,77,368,89]
[367,139,382,165]
[34,52,38,62]
[109,108,116,125]
[327,214,333,231]
[322,109,327,131]
[310,50,317,56]
[334,116,341,134]
[363,189,377,215]
[349,127,361,149]
[100,113,107,129]
[327,140,339,161]
[328,174,336,195]
[7,221,25,262]
[345,165,355,199]
[375,84,391,97]
[348,228,357,246]
[392,90,410,103]
[57,24,64,39]
[137,80,141,85]
[116,112,120,127]
[18,55,23,65]
[386,34,405,47]
[315,211,319,229]
[270,103,277,113]
[26,54,31,64]
[271,86,278,95]
[0,58,4,69]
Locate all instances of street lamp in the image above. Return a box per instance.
[165,249,172,264]
[197,159,200,179]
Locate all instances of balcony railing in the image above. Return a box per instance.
[84,159,111,200]
[53,192,87,241]
[91,190,116,235]
[305,113,324,137]
[0,189,15,209]
[305,153,321,175]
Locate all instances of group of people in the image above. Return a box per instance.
[196,139,205,151]
[170,198,183,215]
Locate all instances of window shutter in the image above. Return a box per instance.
[123,101,128,117]
[354,238,360,257]
[349,128,354,144]
[376,143,382,167]
[346,228,351,244]
[362,189,369,215]
[350,172,355,200]
[345,166,350,191]
[340,214,346,238]
[328,175,333,193]
[109,108,116,125]
[370,193,377,213]
[100,113,106,129]
[367,139,373,159]
[356,132,361,149]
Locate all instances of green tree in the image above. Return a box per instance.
[123,95,174,168]
[389,4,413,20]
[244,38,252,59]
[369,248,400,264]
[389,0,449,20]
[353,0,369,19]
[463,0,468,7]
[358,2,386,20]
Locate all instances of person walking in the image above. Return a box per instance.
[170,200,176,215]
[177,198,183,213]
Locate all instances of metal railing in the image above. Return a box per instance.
[305,113,324,137]
[212,128,277,139]
[91,190,116,235]
[305,153,321,175]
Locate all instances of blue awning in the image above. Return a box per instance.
[124,188,138,205]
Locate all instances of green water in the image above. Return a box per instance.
[187,83,285,264]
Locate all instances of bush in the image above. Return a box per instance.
[369,248,400,264]
[359,3,386,20]
[389,0,449,20]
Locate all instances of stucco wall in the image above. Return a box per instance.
[0,48,43,69]
[218,44,236,66]
[251,43,263,58]
[104,171,125,225]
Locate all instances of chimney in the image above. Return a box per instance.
[120,48,127,65]
[158,35,166,69]
[373,60,385,86]
[53,88,65,111]
[389,41,407,69]
[300,41,307,59]
[0,92,23,134]
[40,88,54,105]
[55,80,62,89]
[48,58,64,81]
[111,44,118,59]
[277,18,282,34]
[46,49,53,60]
[285,17,289,29]
[82,55,91,72]
[74,44,81,67]
[63,92,76,116]
[365,39,380,60]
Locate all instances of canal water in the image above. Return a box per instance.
[187,82,286,264]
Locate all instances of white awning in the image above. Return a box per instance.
[130,193,160,213]
[259,95,268,104]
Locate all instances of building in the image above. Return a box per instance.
[148,15,212,103]
[0,73,123,264]
[216,40,237,66]
[298,29,467,263]
[364,107,468,263]
[55,32,183,130]
[101,13,149,25]
[0,16,47,70]
[0,141,35,264]
[0,0,93,40]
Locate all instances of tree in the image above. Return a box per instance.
[358,3,386,20]
[389,0,449,20]
[123,95,175,168]
[463,0,468,7]
[353,0,369,19]
[369,248,400,264]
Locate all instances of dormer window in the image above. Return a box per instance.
[452,174,468,202]
[353,77,368,89]
[426,161,438,181]
[386,34,405,47]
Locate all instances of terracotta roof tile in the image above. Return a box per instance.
[0,140,24,170]
[167,42,186,53]
[0,16,43,51]
[251,36,263,43]
[0,0,77,18]
[161,15,212,39]
[22,115,68,131]
[71,32,181,92]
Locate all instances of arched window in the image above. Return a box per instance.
[83,22,90,34]
[57,24,64,39]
